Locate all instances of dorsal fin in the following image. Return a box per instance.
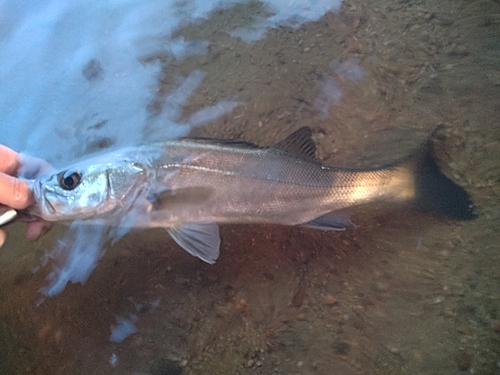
[273,127,317,160]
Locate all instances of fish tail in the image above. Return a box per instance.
[408,128,476,220]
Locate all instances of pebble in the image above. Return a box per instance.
[433,296,444,304]
[388,346,400,355]
[54,329,63,344]
[297,313,307,320]
[325,295,337,306]
[444,309,456,318]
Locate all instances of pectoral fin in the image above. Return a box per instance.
[302,212,356,231]
[147,187,213,211]
[167,223,220,264]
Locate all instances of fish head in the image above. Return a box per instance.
[32,158,149,222]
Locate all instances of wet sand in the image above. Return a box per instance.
[0,0,499,374]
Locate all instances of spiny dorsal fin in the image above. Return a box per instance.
[273,127,317,160]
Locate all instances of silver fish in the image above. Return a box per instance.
[28,127,475,263]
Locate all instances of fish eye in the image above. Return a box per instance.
[57,170,82,190]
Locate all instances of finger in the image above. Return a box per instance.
[0,173,33,209]
[26,221,52,241]
[18,153,55,179]
[0,229,6,248]
[0,145,21,175]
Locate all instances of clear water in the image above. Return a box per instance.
[0,0,499,374]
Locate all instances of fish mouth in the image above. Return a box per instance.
[33,180,56,216]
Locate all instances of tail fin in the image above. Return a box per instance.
[409,129,476,220]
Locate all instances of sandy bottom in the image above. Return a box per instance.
[1,0,499,374]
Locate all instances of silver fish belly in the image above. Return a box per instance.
[29,127,475,264]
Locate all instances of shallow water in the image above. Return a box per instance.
[1,0,499,374]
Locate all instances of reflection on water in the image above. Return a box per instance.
[230,0,342,42]
[1,0,499,374]
[1,0,239,165]
[1,0,342,164]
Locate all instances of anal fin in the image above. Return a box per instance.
[301,211,356,231]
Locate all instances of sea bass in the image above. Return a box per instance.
[28,127,475,263]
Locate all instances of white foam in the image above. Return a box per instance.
[231,0,343,42]
[110,314,138,343]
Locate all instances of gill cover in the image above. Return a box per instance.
[34,160,148,222]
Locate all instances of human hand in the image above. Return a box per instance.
[0,145,51,248]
